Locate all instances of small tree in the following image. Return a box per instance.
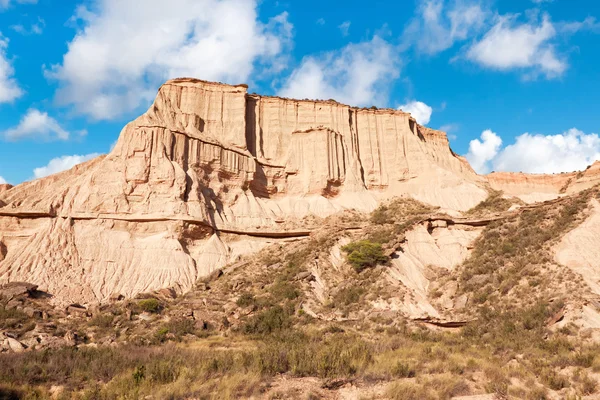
[342,240,388,273]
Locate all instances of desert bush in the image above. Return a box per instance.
[386,381,435,400]
[342,240,388,273]
[236,292,255,308]
[467,190,516,215]
[89,313,115,329]
[137,298,161,313]
[334,286,365,306]
[391,361,416,378]
[242,306,291,335]
[269,281,300,301]
[0,307,30,331]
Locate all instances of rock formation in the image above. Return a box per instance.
[0,78,597,305]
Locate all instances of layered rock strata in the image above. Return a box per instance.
[0,78,581,304]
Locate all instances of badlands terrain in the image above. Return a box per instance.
[2,79,600,399]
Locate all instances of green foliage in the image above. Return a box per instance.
[391,361,416,378]
[466,190,516,216]
[0,307,30,331]
[132,365,145,385]
[269,281,300,301]
[342,240,388,272]
[242,306,291,335]
[236,292,255,308]
[333,286,365,306]
[138,298,161,313]
[89,314,114,329]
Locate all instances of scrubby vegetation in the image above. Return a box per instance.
[341,240,388,272]
[2,191,600,398]
[466,189,520,216]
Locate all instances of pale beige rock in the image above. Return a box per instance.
[2,337,26,352]
[387,222,482,318]
[555,199,600,296]
[0,78,594,305]
[488,161,600,203]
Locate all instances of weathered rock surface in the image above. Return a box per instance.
[0,78,597,305]
[488,161,600,203]
[0,79,490,305]
[555,198,600,296]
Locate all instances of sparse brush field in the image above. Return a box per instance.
[2,193,600,399]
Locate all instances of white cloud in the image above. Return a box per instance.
[33,153,100,179]
[0,34,23,103]
[0,0,37,9]
[466,14,566,78]
[465,129,502,174]
[316,18,325,26]
[399,100,433,125]
[0,176,6,184]
[493,129,600,174]
[465,128,600,174]
[558,17,600,34]
[46,0,293,120]
[278,36,400,107]
[2,109,81,141]
[338,21,351,36]
[402,0,488,54]
[11,17,45,35]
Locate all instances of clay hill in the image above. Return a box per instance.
[4,78,600,399]
[0,78,599,306]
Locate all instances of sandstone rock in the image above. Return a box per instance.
[0,78,596,306]
[64,330,77,346]
[3,337,26,352]
[23,307,43,318]
[157,288,177,300]
[0,282,38,299]
[109,293,124,302]
[66,304,89,317]
[294,271,314,281]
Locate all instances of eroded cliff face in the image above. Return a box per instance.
[488,161,600,203]
[0,78,512,304]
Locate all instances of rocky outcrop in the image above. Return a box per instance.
[488,161,600,203]
[0,79,491,305]
[2,78,596,305]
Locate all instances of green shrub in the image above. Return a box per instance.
[269,281,300,301]
[342,240,388,272]
[334,286,365,306]
[89,314,115,328]
[236,293,255,308]
[138,298,161,313]
[391,361,416,378]
[242,306,291,335]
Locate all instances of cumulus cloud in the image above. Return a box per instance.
[493,129,600,174]
[399,100,433,125]
[465,128,600,174]
[46,0,293,120]
[2,109,82,141]
[0,176,6,184]
[467,14,566,79]
[33,153,100,179]
[465,129,503,174]
[0,34,23,103]
[402,0,488,54]
[278,36,400,107]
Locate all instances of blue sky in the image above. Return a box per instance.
[0,0,599,184]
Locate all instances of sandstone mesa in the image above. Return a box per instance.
[0,78,599,305]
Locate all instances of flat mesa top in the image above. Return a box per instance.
[160,77,412,117]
